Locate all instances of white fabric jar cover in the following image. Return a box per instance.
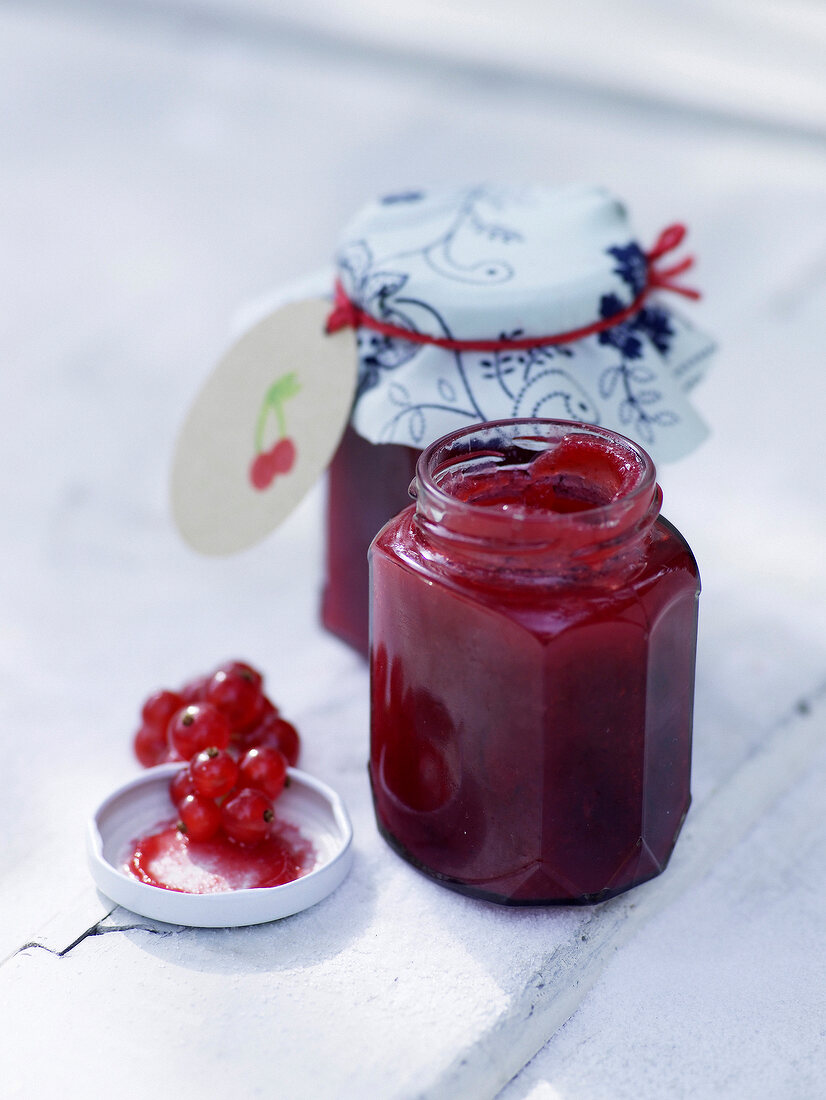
[327,184,715,464]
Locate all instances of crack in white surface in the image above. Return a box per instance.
[12,910,184,960]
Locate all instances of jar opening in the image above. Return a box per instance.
[414,419,661,564]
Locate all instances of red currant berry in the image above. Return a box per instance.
[221,788,275,846]
[141,689,184,733]
[258,694,278,718]
[234,697,279,746]
[191,747,239,799]
[177,794,222,842]
[179,675,209,705]
[248,714,301,767]
[271,437,296,475]
[206,667,262,729]
[134,724,168,768]
[169,766,197,806]
[238,747,288,801]
[215,660,264,693]
[167,703,231,761]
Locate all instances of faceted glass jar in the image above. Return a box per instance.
[368,419,700,905]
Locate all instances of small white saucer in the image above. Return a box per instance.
[87,763,353,928]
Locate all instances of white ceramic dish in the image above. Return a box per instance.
[87,763,353,927]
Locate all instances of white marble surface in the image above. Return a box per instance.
[2,3,825,1097]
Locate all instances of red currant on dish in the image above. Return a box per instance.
[221,788,275,846]
[179,675,210,706]
[238,746,288,801]
[141,689,184,733]
[234,696,277,742]
[206,667,262,729]
[216,660,264,693]
[134,724,169,768]
[169,766,197,807]
[167,702,231,761]
[177,793,222,842]
[190,747,239,799]
[248,714,301,767]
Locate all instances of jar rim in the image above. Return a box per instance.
[414,418,658,541]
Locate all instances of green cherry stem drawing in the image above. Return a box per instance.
[255,371,301,453]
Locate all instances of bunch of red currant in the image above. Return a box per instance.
[132,660,301,846]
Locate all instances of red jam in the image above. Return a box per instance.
[369,419,700,906]
[127,819,315,894]
[323,425,419,656]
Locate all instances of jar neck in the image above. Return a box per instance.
[412,419,662,578]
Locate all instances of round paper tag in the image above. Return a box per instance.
[172,298,357,555]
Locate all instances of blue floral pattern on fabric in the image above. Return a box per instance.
[598,294,645,359]
[607,242,648,297]
[337,241,422,400]
[596,242,680,443]
[337,187,713,459]
[634,305,674,355]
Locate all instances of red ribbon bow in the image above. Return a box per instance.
[326,223,700,352]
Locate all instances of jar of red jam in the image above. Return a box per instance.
[323,425,418,655]
[369,418,700,905]
[320,186,714,657]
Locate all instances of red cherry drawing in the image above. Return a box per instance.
[249,372,301,490]
[249,450,278,490]
[271,437,296,475]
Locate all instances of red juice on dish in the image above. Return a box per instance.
[369,419,700,905]
[127,818,314,894]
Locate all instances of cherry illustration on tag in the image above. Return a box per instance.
[172,298,357,555]
[249,372,301,490]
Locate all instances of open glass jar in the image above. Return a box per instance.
[369,419,700,905]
